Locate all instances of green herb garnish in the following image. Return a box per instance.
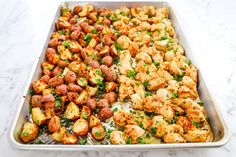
[173,73,185,82]
[82,112,88,120]
[145,91,152,97]
[172,92,179,98]
[62,41,69,48]
[143,80,150,89]
[151,127,156,135]
[84,33,91,43]
[91,29,97,34]
[127,70,136,78]
[192,121,200,127]
[59,29,65,35]
[115,43,123,51]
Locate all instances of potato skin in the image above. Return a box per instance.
[20,122,39,143]
[91,124,105,140]
[62,133,78,144]
[32,107,47,126]
[72,119,89,136]
[89,115,101,128]
[31,95,42,108]
[81,105,91,119]
[48,116,61,133]
[65,102,80,121]
[51,127,66,142]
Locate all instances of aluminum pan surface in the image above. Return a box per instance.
[9,0,230,150]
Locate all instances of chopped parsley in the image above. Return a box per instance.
[110,15,119,22]
[91,29,97,34]
[137,137,147,144]
[81,112,88,120]
[151,127,157,135]
[79,138,87,145]
[59,29,65,35]
[20,131,29,137]
[185,58,191,66]
[153,62,160,67]
[196,100,204,106]
[62,41,69,48]
[127,70,136,78]
[173,73,185,82]
[112,107,118,112]
[84,33,91,43]
[192,121,200,127]
[61,114,72,127]
[143,80,150,89]
[55,97,61,109]
[120,11,126,16]
[95,131,101,137]
[29,88,35,96]
[113,57,119,65]
[145,91,152,97]
[172,92,179,98]
[105,129,113,139]
[126,137,132,144]
[139,123,144,129]
[146,133,151,138]
[115,43,123,51]
[147,31,152,36]
[160,36,168,41]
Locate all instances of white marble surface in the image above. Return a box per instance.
[0,0,235,156]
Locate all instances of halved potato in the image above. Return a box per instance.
[20,122,39,143]
[74,90,90,105]
[72,119,89,136]
[81,105,91,120]
[88,69,104,85]
[86,86,98,96]
[32,107,47,126]
[48,116,61,133]
[89,115,101,128]
[33,80,48,94]
[51,127,66,142]
[91,124,105,140]
[62,133,78,144]
[65,102,80,121]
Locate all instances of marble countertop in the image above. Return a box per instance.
[0,0,235,156]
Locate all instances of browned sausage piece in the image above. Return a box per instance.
[44,102,55,109]
[104,92,117,103]
[68,83,83,92]
[46,48,57,64]
[97,99,109,108]
[70,30,81,41]
[31,95,42,108]
[65,71,77,83]
[102,55,113,67]
[86,98,97,110]
[41,94,55,103]
[48,116,61,133]
[99,107,113,120]
[40,75,50,83]
[58,60,69,68]
[88,60,100,69]
[52,67,62,77]
[48,38,58,48]
[48,77,64,87]
[100,65,117,82]
[56,84,68,96]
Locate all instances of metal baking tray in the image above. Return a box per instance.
[9,0,230,150]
